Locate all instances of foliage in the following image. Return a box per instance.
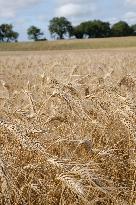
[0,19,136,42]
[71,20,111,39]
[111,21,133,37]
[79,20,111,38]
[131,24,136,36]
[73,25,84,39]
[0,24,19,42]
[27,26,44,41]
[49,17,73,39]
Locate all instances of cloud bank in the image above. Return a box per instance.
[126,0,136,5]
[0,0,41,18]
[55,0,96,18]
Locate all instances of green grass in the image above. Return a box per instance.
[0,36,136,51]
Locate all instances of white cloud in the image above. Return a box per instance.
[126,0,136,5]
[0,0,41,18]
[125,11,136,18]
[57,0,94,5]
[124,11,136,23]
[56,0,97,18]
[56,3,96,17]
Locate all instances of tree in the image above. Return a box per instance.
[27,26,44,41]
[111,21,132,37]
[72,20,111,39]
[6,31,19,42]
[0,24,19,42]
[49,17,73,39]
[131,24,136,36]
[83,20,111,38]
[73,25,84,39]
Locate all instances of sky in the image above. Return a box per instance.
[0,0,136,41]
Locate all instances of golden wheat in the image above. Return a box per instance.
[0,49,136,205]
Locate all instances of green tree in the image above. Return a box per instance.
[0,24,19,42]
[73,25,84,39]
[73,20,111,39]
[6,31,19,42]
[27,26,44,41]
[84,20,111,38]
[111,21,132,37]
[131,24,136,35]
[49,17,73,39]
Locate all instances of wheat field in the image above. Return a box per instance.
[0,37,136,51]
[0,49,136,205]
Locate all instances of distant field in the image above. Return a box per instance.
[0,36,136,51]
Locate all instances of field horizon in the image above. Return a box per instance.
[0,36,136,51]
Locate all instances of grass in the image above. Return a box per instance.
[0,49,136,205]
[0,36,136,51]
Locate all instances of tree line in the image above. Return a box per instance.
[0,24,19,42]
[0,17,136,42]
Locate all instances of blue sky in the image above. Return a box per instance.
[0,0,136,41]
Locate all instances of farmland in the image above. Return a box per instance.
[0,36,136,51]
[0,48,136,205]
